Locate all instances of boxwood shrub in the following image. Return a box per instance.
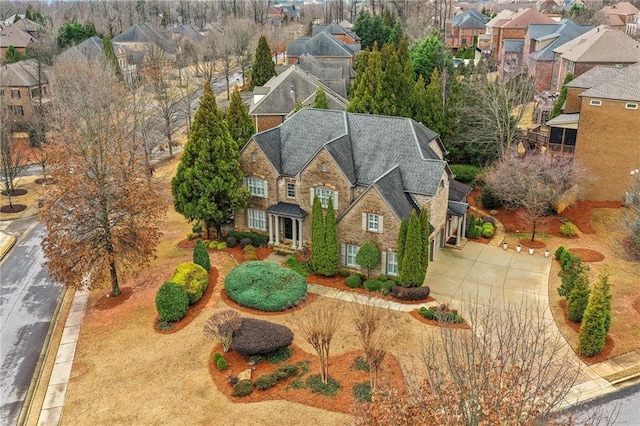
[345,274,362,288]
[450,164,481,184]
[171,262,208,305]
[226,235,238,248]
[560,221,578,237]
[231,318,294,357]
[228,230,269,247]
[379,281,394,295]
[363,279,382,292]
[155,282,189,322]
[225,261,307,311]
[391,285,430,300]
[216,357,228,371]
[193,240,211,272]
[232,379,253,397]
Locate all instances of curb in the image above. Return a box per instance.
[0,231,17,261]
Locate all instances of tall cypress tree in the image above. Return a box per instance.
[567,270,590,323]
[251,35,276,89]
[171,81,250,240]
[598,269,612,334]
[311,195,325,272]
[102,35,123,80]
[578,278,607,357]
[313,86,329,109]
[400,210,424,287]
[397,217,408,274]
[420,206,430,271]
[347,44,389,115]
[318,196,340,276]
[226,87,255,148]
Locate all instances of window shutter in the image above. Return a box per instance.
[380,251,387,275]
[378,215,384,233]
[263,180,268,198]
[310,188,315,206]
[333,191,338,210]
[362,213,367,231]
[340,244,346,266]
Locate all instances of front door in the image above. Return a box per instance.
[284,218,293,240]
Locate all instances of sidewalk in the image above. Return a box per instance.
[0,230,16,261]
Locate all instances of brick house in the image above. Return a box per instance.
[0,25,37,59]
[552,25,640,91]
[286,28,360,65]
[445,10,489,49]
[312,23,360,45]
[545,63,640,201]
[0,58,51,129]
[599,2,639,32]
[237,109,471,276]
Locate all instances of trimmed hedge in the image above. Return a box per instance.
[228,230,269,247]
[391,285,430,300]
[345,275,362,288]
[363,279,382,292]
[231,318,294,357]
[450,164,481,184]
[225,262,307,311]
[155,282,189,322]
[193,240,211,272]
[171,262,208,305]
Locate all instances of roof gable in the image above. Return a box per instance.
[1,58,51,87]
[498,8,555,29]
[554,25,640,63]
[287,31,358,58]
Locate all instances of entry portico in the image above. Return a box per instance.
[267,202,307,249]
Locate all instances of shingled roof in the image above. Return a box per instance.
[296,53,352,97]
[528,20,593,62]
[1,58,51,87]
[113,22,176,53]
[249,109,450,218]
[287,31,358,59]
[565,65,619,89]
[579,62,640,102]
[554,25,640,63]
[313,23,360,41]
[447,10,489,29]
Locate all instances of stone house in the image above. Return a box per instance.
[545,63,640,201]
[0,58,52,129]
[237,109,471,276]
[445,10,489,49]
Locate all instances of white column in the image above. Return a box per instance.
[267,214,274,244]
[462,212,467,239]
[297,218,303,249]
[291,218,298,249]
[456,216,463,247]
[274,216,280,245]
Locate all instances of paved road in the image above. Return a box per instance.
[566,379,640,425]
[0,220,63,425]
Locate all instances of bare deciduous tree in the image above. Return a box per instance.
[204,309,242,352]
[0,104,24,209]
[295,299,343,384]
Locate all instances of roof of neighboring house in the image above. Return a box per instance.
[554,25,640,63]
[600,1,640,16]
[546,112,580,126]
[287,31,359,58]
[580,62,640,101]
[113,22,176,53]
[249,64,348,115]
[170,24,203,42]
[0,26,37,49]
[565,65,619,88]
[249,110,449,214]
[529,20,593,61]
[448,10,489,29]
[56,36,104,62]
[10,18,44,34]
[497,8,555,29]
[313,23,360,41]
[504,39,525,52]
[0,58,51,87]
[296,53,352,97]
[604,14,625,27]
[486,10,515,29]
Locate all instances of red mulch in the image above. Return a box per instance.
[558,299,614,364]
[562,201,622,235]
[0,204,26,213]
[92,287,135,310]
[633,296,640,317]
[219,288,318,316]
[153,267,219,334]
[518,239,547,249]
[571,248,605,263]
[225,245,273,263]
[208,343,405,414]
[409,309,471,330]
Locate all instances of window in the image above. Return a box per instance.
[251,153,257,162]
[247,177,266,197]
[286,182,296,198]
[346,244,359,267]
[387,252,398,276]
[362,213,383,232]
[31,87,41,98]
[13,105,24,116]
[625,103,638,110]
[314,187,337,208]
[247,208,267,231]
[589,99,602,107]
[11,90,20,99]
[567,61,575,73]
[461,38,467,45]
[321,162,328,172]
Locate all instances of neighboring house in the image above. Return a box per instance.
[0,25,37,58]
[168,23,203,45]
[0,58,52,128]
[501,39,526,77]
[237,109,472,276]
[545,63,640,201]
[112,22,177,56]
[55,36,138,84]
[599,1,639,32]
[249,63,348,132]
[2,14,26,27]
[524,19,593,91]
[446,10,490,49]
[537,0,560,14]
[267,5,298,25]
[552,25,640,91]
[287,28,360,65]
[296,52,353,97]
[312,23,360,45]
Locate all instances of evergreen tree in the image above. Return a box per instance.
[306,19,313,36]
[171,81,250,240]
[318,197,340,277]
[4,45,26,63]
[102,35,123,80]
[400,210,424,288]
[420,206,430,271]
[193,240,211,272]
[311,195,325,272]
[347,44,389,115]
[578,279,608,357]
[226,87,255,148]
[313,86,329,109]
[293,100,305,112]
[356,241,380,279]
[397,218,408,274]
[251,35,276,89]
[549,73,573,119]
[567,269,589,323]
[421,68,447,137]
[598,269,612,334]
[410,34,452,83]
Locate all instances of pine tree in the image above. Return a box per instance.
[598,269,612,334]
[313,86,329,109]
[251,35,276,89]
[311,195,325,272]
[319,196,340,277]
[293,100,305,112]
[579,281,607,357]
[347,44,389,115]
[420,206,430,271]
[400,210,424,288]
[226,87,255,148]
[102,35,123,80]
[567,269,589,323]
[171,81,250,240]
[193,240,211,272]
[397,218,408,274]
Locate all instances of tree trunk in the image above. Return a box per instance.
[109,259,120,296]
[166,121,173,157]
[216,223,223,242]
[531,219,536,242]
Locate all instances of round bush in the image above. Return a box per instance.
[232,379,253,397]
[213,353,224,363]
[363,279,382,292]
[225,261,307,311]
[481,223,494,238]
[171,262,209,305]
[482,216,496,226]
[243,245,256,253]
[239,237,253,248]
[481,186,501,209]
[227,236,238,248]
[155,282,189,322]
[216,357,228,371]
[209,241,218,249]
[243,252,258,261]
[217,242,227,250]
[391,285,430,301]
[345,274,362,288]
[379,281,394,295]
[231,318,294,357]
[560,221,578,237]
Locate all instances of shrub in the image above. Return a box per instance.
[378,275,388,282]
[228,230,269,247]
[243,252,258,261]
[355,241,380,279]
[490,209,498,216]
[481,185,501,209]
[305,374,341,396]
[231,318,294,357]
[171,262,209,305]
[265,346,293,364]
[363,279,382,292]
[353,382,372,403]
[560,251,580,272]
[216,357,228,371]
[418,306,435,320]
[239,237,253,248]
[225,262,307,311]
[213,353,224,363]
[391,285,430,300]
[339,269,350,277]
[379,281,394,295]
[481,223,495,238]
[232,379,253,397]
[555,246,566,260]
[226,236,238,248]
[352,356,370,372]
[558,260,588,298]
[274,364,299,379]
[482,216,496,226]
[193,240,211,272]
[345,274,362,288]
[155,282,189,322]
[217,242,227,250]
[450,164,481,184]
[209,241,218,249]
[560,221,578,237]
[192,222,202,235]
[285,254,311,277]
[243,244,256,253]
[567,270,590,323]
[255,373,279,390]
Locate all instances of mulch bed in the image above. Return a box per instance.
[34,177,57,185]
[219,288,317,316]
[518,239,547,249]
[409,309,471,330]
[571,248,605,263]
[92,287,135,310]
[633,296,640,317]
[153,267,219,334]
[562,201,622,235]
[1,188,27,196]
[0,204,26,213]
[558,299,614,365]
[208,343,405,414]
[175,239,272,264]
